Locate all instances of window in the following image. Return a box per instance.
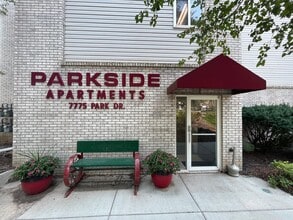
[174,0,202,27]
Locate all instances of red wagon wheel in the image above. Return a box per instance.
[63,154,84,187]
[134,152,141,195]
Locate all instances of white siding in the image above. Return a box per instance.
[65,0,196,64]
[241,19,293,87]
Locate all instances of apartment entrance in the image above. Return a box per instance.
[176,96,220,171]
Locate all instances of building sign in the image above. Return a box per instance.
[31,72,160,110]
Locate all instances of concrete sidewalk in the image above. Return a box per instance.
[2,173,293,220]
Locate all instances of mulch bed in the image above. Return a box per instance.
[241,150,293,180]
[241,150,293,195]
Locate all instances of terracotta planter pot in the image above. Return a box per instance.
[21,175,53,195]
[151,173,172,188]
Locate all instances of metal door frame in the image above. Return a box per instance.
[186,95,221,171]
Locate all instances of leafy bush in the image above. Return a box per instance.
[243,141,255,152]
[143,149,180,175]
[268,160,293,194]
[242,104,293,152]
[13,151,60,181]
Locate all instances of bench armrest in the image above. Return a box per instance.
[134,152,140,160]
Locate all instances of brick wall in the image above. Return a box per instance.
[13,0,65,165]
[0,4,14,104]
[222,95,243,170]
[13,0,243,173]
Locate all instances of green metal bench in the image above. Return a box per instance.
[63,140,140,197]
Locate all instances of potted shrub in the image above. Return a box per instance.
[13,151,60,195]
[143,149,180,188]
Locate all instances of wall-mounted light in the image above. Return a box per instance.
[177,101,185,111]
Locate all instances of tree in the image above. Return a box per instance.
[0,0,14,15]
[135,0,292,66]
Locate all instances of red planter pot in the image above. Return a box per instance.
[21,175,53,195]
[151,174,172,188]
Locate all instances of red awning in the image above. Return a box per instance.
[167,54,266,95]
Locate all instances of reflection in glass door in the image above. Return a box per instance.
[176,97,187,170]
[189,99,218,168]
[176,96,219,171]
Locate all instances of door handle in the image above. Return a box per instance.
[188,125,191,143]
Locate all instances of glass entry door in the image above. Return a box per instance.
[176,96,220,171]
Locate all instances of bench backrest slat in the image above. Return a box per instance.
[77,140,139,153]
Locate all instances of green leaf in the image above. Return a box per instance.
[135,0,292,67]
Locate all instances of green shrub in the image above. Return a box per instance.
[268,160,293,194]
[243,141,255,152]
[242,104,293,152]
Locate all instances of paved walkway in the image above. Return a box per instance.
[1,173,293,220]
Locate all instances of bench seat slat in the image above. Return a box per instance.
[73,157,135,168]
